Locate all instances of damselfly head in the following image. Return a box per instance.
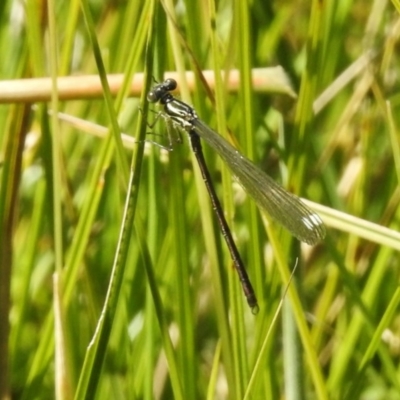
[147,79,178,103]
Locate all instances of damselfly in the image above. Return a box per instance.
[147,79,325,312]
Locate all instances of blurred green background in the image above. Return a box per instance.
[1,0,400,399]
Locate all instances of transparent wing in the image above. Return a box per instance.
[192,119,326,245]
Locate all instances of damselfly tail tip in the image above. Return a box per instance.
[251,304,260,315]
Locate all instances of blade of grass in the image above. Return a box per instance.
[0,104,31,400]
[80,0,129,184]
[74,6,155,397]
